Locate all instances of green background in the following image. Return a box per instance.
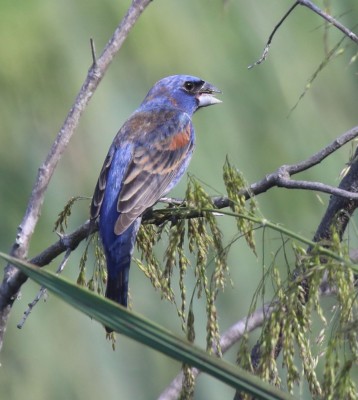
[0,1,357,399]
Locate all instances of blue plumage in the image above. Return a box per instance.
[90,75,221,331]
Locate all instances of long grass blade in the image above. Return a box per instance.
[0,252,295,400]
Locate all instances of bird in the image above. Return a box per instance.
[90,75,221,330]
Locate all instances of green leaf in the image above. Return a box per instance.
[0,252,295,400]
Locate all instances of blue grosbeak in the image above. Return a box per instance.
[90,75,221,329]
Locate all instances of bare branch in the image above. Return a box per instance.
[17,248,72,329]
[158,304,275,400]
[248,2,299,68]
[248,126,358,198]
[30,220,95,267]
[0,0,152,351]
[250,1,358,68]
[157,126,358,219]
[271,178,358,199]
[12,126,358,280]
[155,126,358,217]
[298,0,358,43]
[313,146,358,243]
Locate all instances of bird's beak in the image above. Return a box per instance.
[197,82,222,107]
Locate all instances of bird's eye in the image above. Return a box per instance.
[184,81,195,92]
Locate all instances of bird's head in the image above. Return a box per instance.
[141,75,222,115]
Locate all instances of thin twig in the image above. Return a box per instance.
[273,178,358,199]
[90,38,97,67]
[249,1,358,69]
[30,220,95,267]
[248,126,358,198]
[17,248,72,329]
[298,0,358,43]
[248,2,299,68]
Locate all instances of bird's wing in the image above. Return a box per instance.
[114,110,194,235]
[90,109,194,235]
[90,145,115,222]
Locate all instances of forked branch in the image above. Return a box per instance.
[249,0,358,68]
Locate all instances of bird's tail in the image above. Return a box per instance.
[104,268,129,333]
[105,268,129,307]
[101,218,141,333]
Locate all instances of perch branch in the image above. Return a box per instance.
[12,126,358,330]
[13,126,358,279]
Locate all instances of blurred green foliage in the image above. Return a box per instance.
[0,1,357,399]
